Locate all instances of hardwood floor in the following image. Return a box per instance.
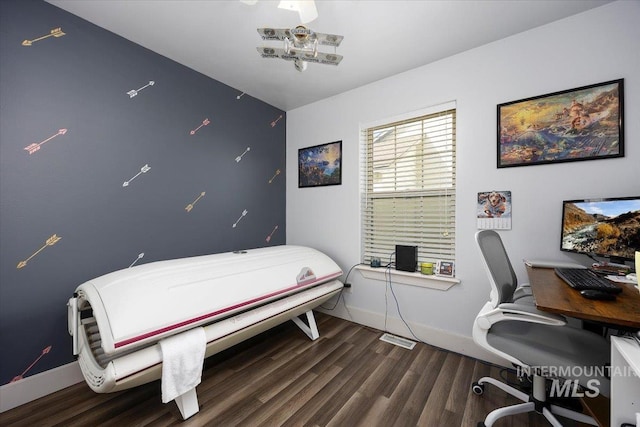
[0,313,585,426]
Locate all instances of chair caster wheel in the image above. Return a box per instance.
[472,382,484,395]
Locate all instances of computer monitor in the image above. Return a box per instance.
[560,196,640,264]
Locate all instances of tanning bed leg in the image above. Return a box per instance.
[291,310,319,340]
[174,387,199,420]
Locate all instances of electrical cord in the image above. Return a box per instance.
[323,256,428,346]
[383,251,424,344]
[342,262,361,286]
[319,288,344,311]
[388,270,423,343]
[320,262,363,311]
[384,253,395,332]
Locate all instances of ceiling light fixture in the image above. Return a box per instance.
[257,25,343,72]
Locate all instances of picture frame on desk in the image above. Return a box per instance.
[497,79,624,168]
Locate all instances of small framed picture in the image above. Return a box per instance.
[436,261,455,277]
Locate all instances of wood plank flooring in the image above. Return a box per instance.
[0,313,586,426]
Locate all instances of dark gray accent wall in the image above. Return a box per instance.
[0,0,286,385]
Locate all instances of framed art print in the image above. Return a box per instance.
[298,140,342,188]
[497,79,624,168]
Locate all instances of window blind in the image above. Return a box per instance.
[362,108,456,267]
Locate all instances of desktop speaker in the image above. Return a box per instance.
[395,245,417,272]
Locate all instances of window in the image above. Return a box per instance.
[362,105,456,268]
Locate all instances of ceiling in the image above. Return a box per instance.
[46,0,612,111]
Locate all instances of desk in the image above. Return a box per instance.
[526,265,640,426]
[526,265,640,329]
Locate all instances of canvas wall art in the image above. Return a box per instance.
[498,79,624,168]
[298,140,342,188]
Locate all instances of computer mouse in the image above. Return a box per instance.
[580,290,617,300]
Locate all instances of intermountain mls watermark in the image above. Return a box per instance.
[517,365,638,398]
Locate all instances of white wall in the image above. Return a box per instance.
[286,1,640,360]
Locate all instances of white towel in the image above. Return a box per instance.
[160,327,206,404]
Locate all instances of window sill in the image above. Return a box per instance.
[355,265,460,291]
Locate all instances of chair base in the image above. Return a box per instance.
[473,374,598,427]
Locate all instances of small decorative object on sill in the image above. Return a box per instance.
[420,262,434,275]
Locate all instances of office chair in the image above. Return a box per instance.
[472,230,610,427]
[476,228,534,305]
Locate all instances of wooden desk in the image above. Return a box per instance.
[526,265,640,329]
[527,266,640,427]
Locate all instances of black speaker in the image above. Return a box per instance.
[395,245,417,272]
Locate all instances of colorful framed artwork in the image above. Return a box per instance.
[497,79,624,168]
[298,140,342,188]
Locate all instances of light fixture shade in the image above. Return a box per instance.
[278,0,318,23]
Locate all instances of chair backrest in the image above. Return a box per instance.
[475,230,518,305]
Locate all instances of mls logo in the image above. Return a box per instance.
[550,379,600,398]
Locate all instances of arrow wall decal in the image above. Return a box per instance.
[22,28,65,46]
[269,169,281,184]
[127,80,155,98]
[270,114,283,128]
[189,118,210,135]
[10,345,52,382]
[233,209,248,228]
[235,147,251,163]
[266,225,279,242]
[122,164,151,187]
[17,235,61,269]
[185,192,206,212]
[129,253,145,268]
[24,129,67,155]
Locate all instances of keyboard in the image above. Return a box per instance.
[554,268,622,293]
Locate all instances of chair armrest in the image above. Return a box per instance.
[498,302,566,325]
[475,301,566,330]
[513,286,532,300]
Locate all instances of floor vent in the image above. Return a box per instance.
[379,333,416,350]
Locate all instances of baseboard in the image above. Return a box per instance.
[0,361,84,413]
[319,305,510,367]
